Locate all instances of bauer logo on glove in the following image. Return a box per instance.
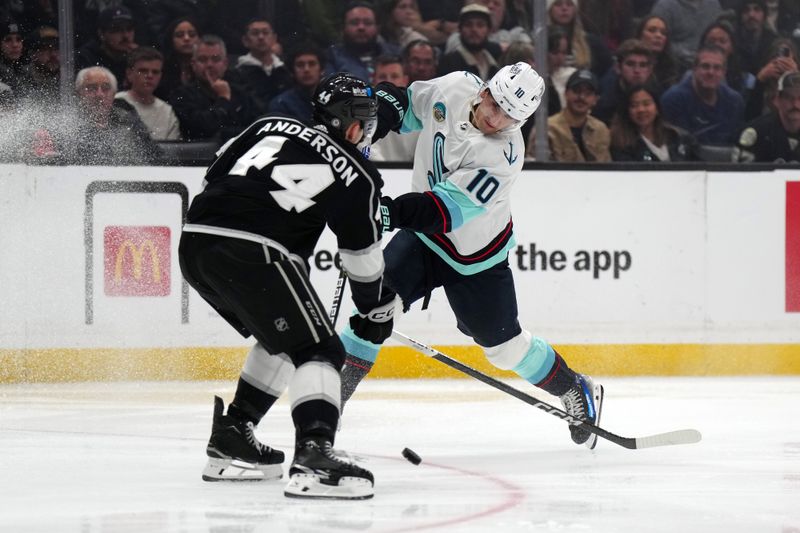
[380,203,392,233]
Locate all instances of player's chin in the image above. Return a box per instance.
[479,120,499,135]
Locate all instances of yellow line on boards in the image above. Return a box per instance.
[1,344,800,383]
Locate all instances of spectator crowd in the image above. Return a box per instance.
[2,0,800,164]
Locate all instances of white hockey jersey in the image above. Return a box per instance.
[400,71,524,275]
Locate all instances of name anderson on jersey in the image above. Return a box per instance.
[255,118,363,187]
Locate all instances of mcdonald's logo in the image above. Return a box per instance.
[104,226,170,296]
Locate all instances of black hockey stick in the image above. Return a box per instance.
[391,331,702,450]
[328,267,348,327]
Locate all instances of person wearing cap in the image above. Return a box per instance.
[734,70,800,162]
[339,62,607,452]
[325,1,401,83]
[533,68,611,162]
[594,39,656,125]
[442,0,532,56]
[660,43,745,145]
[438,3,500,80]
[16,26,60,104]
[0,20,24,94]
[76,6,139,87]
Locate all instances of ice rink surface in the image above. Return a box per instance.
[1,377,799,533]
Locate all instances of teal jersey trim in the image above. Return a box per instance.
[400,88,423,134]
[432,181,486,230]
[415,232,517,275]
[513,337,556,384]
[341,324,382,363]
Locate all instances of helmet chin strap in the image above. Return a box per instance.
[358,139,372,159]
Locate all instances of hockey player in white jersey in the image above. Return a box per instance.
[340,62,605,449]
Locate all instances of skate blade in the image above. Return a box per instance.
[201,457,283,482]
[284,473,374,500]
[585,384,604,450]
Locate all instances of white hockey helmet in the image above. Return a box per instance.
[486,62,545,122]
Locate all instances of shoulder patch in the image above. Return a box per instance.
[433,102,446,122]
[739,127,757,147]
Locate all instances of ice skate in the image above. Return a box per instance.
[284,437,374,500]
[559,374,604,449]
[201,396,284,481]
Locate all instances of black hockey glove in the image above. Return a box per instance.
[379,196,396,233]
[349,311,394,345]
[373,82,409,142]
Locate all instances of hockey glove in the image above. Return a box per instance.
[373,82,409,142]
[349,302,395,345]
[379,196,396,233]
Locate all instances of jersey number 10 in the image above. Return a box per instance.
[466,169,499,204]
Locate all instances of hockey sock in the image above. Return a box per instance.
[341,356,374,406]
[292,402,339,443]
[290,362,341,443]
[228,378,279,425]
[534,352,578,397]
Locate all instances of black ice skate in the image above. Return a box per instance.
[284,437,374,500]
[201,396,284,482]
[559,374,604,449]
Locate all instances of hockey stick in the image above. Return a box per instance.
[391,330,702,450]
[328,267,348,327]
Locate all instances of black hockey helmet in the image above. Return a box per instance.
[312,73,378,141]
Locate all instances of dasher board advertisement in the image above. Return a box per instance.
[2,165,800,352]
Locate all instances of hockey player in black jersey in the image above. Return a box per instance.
[179,73,394,499]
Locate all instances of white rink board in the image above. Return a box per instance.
[1,164,800,350]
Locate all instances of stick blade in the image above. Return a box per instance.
[634,429,702,449]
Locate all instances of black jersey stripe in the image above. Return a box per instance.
[428,219,514,264]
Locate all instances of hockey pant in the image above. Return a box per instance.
[179,231,345,440]
[342,230,576,397]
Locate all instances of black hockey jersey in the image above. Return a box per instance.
[186,115,386,314]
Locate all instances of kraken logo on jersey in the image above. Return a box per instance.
[503,141,518,165]
[433,102,446,122]
[426,132,449,188]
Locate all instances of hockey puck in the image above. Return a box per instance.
[402,447,422,465]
